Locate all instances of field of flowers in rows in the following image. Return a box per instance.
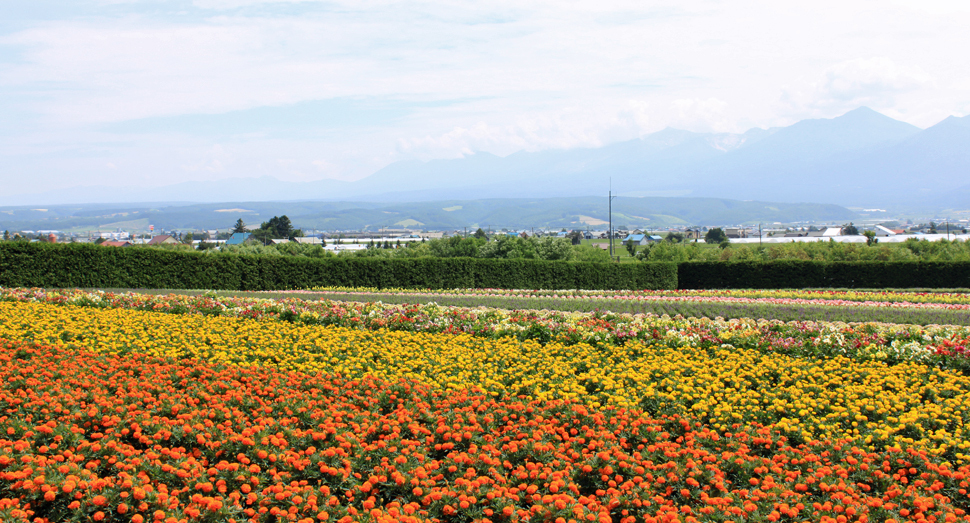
[2,338,970,523]
[302,288,970,308]
[3,288,968,371]
[2,287,970,523]
[1,299,970,457]
[286,288,970,327]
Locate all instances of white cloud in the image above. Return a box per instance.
[1,0,970,195]
[888,0,970,15]
[779,57,934,118]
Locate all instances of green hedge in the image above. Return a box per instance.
[0,243,677,290]
[8,243,968,291]
[677,261,970,289]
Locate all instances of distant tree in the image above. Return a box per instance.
[665,232,684,243]
[94,237,106,245]
[566,230,582,245]
[2,230,8,241]
[474,228,488,240]
[843,223,859,235]
[705,228,728,244]
[929,222,938,234]
[251,215,298,243]
[625,239,637,257]
[182,232,194,244]
[863,230,878,246]
[232,219,247,234]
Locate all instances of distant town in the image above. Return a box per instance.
[7,218,969,249]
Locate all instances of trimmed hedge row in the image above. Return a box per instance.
[677,260,970,289]
[0,243,677,290]
[4,244,969,290]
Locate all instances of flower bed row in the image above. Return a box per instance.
[303,287,970,306]
[1,339,969,523]
[3,288,969,371]
[1,301,969,463]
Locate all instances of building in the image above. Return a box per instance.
[621,234,649,245]
[872,225,900,237]
[147,235,177,245]
[225,232,252,246]
[295,237,325,245]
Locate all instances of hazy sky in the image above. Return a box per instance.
[2,0,969,197]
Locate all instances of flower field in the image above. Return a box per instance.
[3,288,969,370]
[300,288,970,308]
[2,339,970,523]
[2,287,970,522]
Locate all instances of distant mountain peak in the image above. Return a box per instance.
[932,114,970,130]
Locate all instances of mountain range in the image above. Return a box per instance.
[7,107,970,213]
[0,197,860,233]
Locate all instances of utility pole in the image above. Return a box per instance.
[608,181,618,259]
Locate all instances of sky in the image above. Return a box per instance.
[1,0,969,199]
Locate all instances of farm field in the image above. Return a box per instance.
[74,287,970,326]
[1,287,970,522]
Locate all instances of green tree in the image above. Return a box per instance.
[533,237,573,260]
[863,230,878,246]
[232,219,247,234]
[2,230,8,241]
[843,223,859,235]
[665,232,684,243]
[182,232,194,244]
[474,228,488,240]
[929,222,938,234]
[625,239,637,257]
[566,230,582,245]
[705,228,728,244]
[251,215,298,243]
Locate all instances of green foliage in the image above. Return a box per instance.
[705,228,727,244]
[863,230,877,246]
[251,215,299,242]
[677,260,970,289]
[843,223,860,235]
[0,242,677,290]
[232,218,247,234]
[637,238,970,263]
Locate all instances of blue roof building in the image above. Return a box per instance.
[226,232,251,245]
